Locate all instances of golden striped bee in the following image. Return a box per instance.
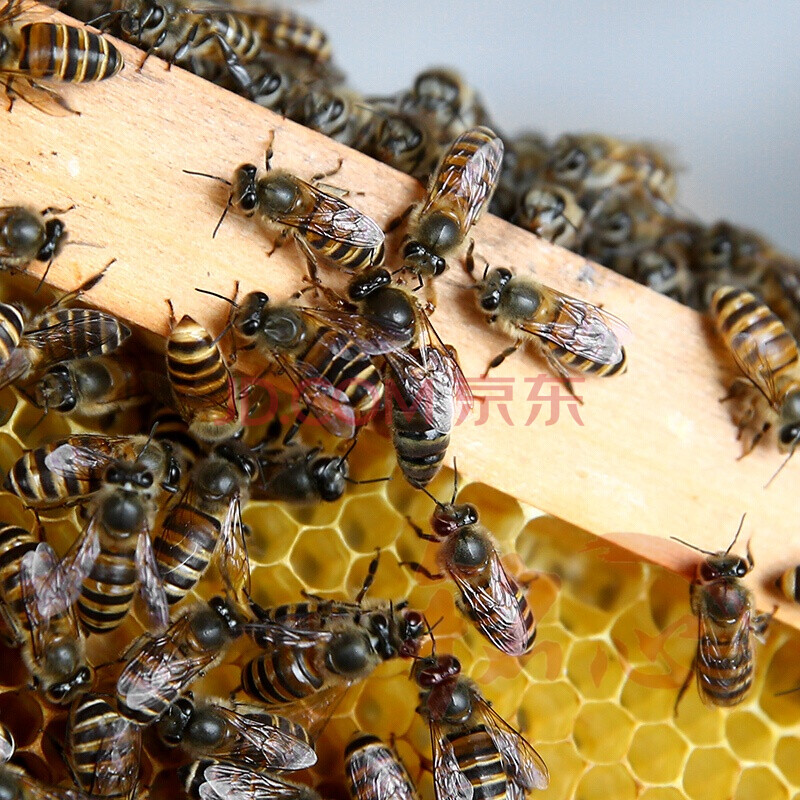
[414,653,549,799]
[0,762,92,800]
[777,566,800,603]
[186,139,385,283]
[710,286,800,465]
[43,456,170,634]
[116,596,243,725]
[0,523,93,704]
[345,733,419,800]
[367,109,441,181]
[0,269,130,392]
[545,133,677,205]
[672,520,772,709]
[166,310,241,443]
[0,0,122,112]
[393,126,503,283]
[66,694,141,799]
[470,259,628,399]
[513,182,585,250]
[404,473,536,657]
[0,722,13,763]
[30,355,147,419]
[4,432,186,509]
[156,696,316,771]
[0,205,67,272]
[182,760,321,800]
[235,6,331,64]
[154,438,255,607]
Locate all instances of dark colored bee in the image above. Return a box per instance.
[0,205,67,272]
[404,472,536,657]
[182,760,321,800]
[512,183,585,250]
[186,138,385,283]
[4,432,185,509]
[393,126,503,282]
[0,762,92,800]
[0,0,122,111]
[413,653,549,799]
[236,6,331,64]
[777,566,800,603]
[470,259,628,398]
[66,695,141,799]
[0,268,130,392]
[156,696,316,770]
[154,438,255,607]
[345,733,419,800]
[0,523,93,704]
[166,311,241,443]
[116,596,243,725]
[367,109,441,181]
[672,520,773,709]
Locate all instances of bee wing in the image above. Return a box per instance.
[217,495,251,605]
[423,130,504,234]
[279,182,385,249]
[428,718,474,800]
[134,530,169,633]
[0,347,31,389]
[275,352,356,439]
[728,330,783,408]
[43,439,125,481]
[197,762,305,800]
[212,707,317,770]
[244,619,334,648]
[450,548,532,657]
[416,311,473,408]
[473,693,549,791]
[518,287,628,366]
[15,772,91,800]
[25,517,101,619]
[346,744,417,800]
[299,306,411,355]
[89,715,140,797]
[24,310,130,363]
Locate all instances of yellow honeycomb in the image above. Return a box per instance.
[1,292,799,800]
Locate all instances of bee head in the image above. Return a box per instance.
[778,389,800,450]
[208,596,244,641]
[397,609,426,657]
[231,164,259,214]
[405,211,458,276]
[35,365,76,413]
[37,218,67,263]
[412,653,461,687]
[213,439,259,483]
[476,267,512,312]
[310,455,347,502]
[46,664,93,705]
[552,143,589,182]
[235,291,270,338]
[157,697,194,746]
[348,267,392,301]
[431,502,478,538]
[699,553,750,582]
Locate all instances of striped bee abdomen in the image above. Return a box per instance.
[545,340,628,377]
[241,647,325,705]
[447,725,507,800]
[303,225,385,271]
[34,308,130,363]
[205,12,261,62]
[19,22,123,82]
[0,524,38,638]
[245,9,331,63]
[0,304,24,368]
[697,625,754,706]
[78,534,137,633]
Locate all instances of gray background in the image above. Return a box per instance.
[309,1,800,254]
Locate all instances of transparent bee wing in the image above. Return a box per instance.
[217,494,251,606]
[135,530,169,633]
[429,718,473,800]
[89,714,140,797]
[198,761,307,800]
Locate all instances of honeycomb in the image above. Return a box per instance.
[0,292,799,800]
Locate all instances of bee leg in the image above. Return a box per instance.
[354,548,381,605]
[481,342,522,379]
[385,204,414,234]
[283,407,310,444]
[400,561,445,581]
[541,347,584,406]
[751,605,776,642]
[406,516,440,543]
[673,656,696,717]
[265,231,289,257]
[310,157,343,183]
[464,239,476,276]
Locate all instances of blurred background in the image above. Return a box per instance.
[310,1,800,253]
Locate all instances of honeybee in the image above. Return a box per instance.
[777,566,800,603]
[182,760,321,800]
[0,723,13,763]
[186,138,385,283]
[367,110,441,181]
[0,0,123,112]
[0,269,130,392]
[166,309,241,443]
[148,403,206,464]
[404,473,536,657]
[157,696,316,770]
[394,126,503,283]
[0,762,91,800]
[345,733,419,800]
[47,456,170,634]
[218,289,385,441]
[29,355,148,419]
[116,596,243,725]
[0,523,93,704]
[513,182,585,250]
[154,438,255,607]
[470,259,628,398]
[710,286,800,465]
[66,695,141,799]
[0,205,67,272]
[313,266,472,487]
[4,433,186,509]
[413,652,549,799]
[672,520,772,709]
[545,133,677,204]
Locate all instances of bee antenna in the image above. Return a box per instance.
[35,257,54,294]
[774,685,800,697]
[451,459,459,505]
[212,197,233,239]
[182,169,232,187]
[195,288,240,308]
[87,8,126,26]
[482,261,489,281]
[725,513,747,554]
[670,536,717,557]
[418,484,444,509]
[764,437,799,488]
[138,421,160,459]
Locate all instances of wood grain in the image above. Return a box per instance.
[2,8,799,628]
